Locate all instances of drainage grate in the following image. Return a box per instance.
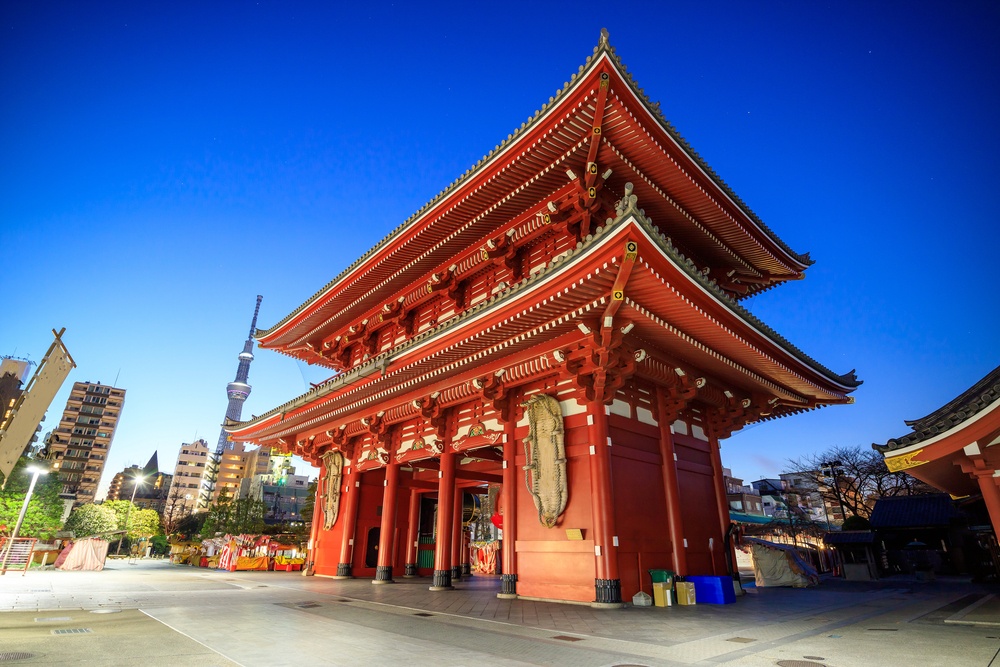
[52,628,93,635]
[804,658,826,662]
[335,599,353,603]
[727,637,756,643]
[297,603,321,609]
[413,613,434,617]
[866,628,898,631]
[551,635,584,642]
[35,617,72,622]
[90,609,121,614]
[776,662,826,667]
[0,653,35,662]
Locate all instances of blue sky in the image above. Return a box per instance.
[2,2,998,493]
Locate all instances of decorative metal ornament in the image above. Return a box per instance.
[521,394,568,528]
[320,450,344,530]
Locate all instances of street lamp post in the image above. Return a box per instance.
[115,473,146,557]
[821,460,847,523]
[1,465,48,575]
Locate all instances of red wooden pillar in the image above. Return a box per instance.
[588,400,622,606]
[708,434,732,576]
[430,451,456,590]
[498,417,518,598]
[403,488,421,577]
[335,461,361,578]
[373,461,399,584]
[655,387,687,576]
[975,471,1000,539]
[304,470,323,576]
[451,482,464,581]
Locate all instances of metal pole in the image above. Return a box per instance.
[1,468,43,574]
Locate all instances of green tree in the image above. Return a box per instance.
[0,457,65,539]
[174,512,206,540]
[101,500,161,539]
[150,534,170,556]
[64,504,118,537]
[200,496,266,539]
[130,508,161,539]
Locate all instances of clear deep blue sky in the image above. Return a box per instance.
[2,2,998,495]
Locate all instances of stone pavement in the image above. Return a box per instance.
[1,560,998,666]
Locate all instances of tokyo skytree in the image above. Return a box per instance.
[199,295,262,508]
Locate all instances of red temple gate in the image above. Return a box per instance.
[228,31,858,606]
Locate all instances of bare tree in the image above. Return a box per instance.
[160,486,190,536]
[786,444,936,520]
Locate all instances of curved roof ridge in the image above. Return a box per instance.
[258,29,812,342]
[593,31,813,269]
[903,363,1000,429]
[874,363,1000,453]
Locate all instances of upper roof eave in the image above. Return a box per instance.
[875,363,1000,453]
[233,206,857,440]
[257,29,811,348]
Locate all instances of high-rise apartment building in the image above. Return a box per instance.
[48,381,125,507]
[167,438,211,518]
[166,439,271,517]
[213,440,269,503]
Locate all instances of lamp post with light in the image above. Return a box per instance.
[1,465,48,575]
[115,473,146,557]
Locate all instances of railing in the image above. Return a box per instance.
[0,537,38,576]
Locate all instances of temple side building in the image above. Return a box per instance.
[229,32,859,606]
[875,364,1000,539]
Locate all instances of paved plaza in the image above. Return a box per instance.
[1,560,998,666]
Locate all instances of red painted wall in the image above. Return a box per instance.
[609,414,672,599]
[514,403,598,603]
[673,432,725,575]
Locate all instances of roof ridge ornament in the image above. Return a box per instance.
[599,27,610,48]
[615,182,641,218]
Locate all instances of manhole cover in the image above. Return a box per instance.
[776,662,825,667]
[52,628,93,635]
[90,609,121,614]
[0,653,36,662]
[727,637,756,643]
[551,635,584,642]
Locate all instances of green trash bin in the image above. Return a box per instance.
[648,569,674,585]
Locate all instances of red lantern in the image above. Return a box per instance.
[490,513,503,530]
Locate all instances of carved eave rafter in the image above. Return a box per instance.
[257,32,813,356]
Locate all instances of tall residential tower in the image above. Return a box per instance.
[49,381,126,507]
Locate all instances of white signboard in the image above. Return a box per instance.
[0,330,75,484]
